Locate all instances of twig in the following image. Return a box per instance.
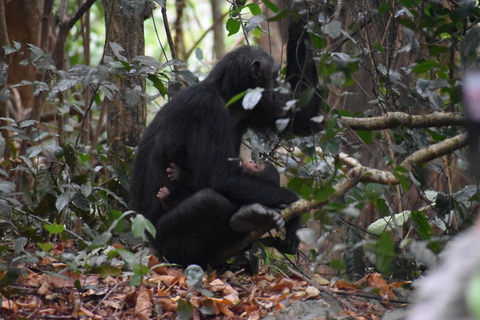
[91,281,120,313]
[161,6,177,60]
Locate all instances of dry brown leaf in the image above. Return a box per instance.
[207,297,234,306]
[148,255,168,275]
[272,279,295,292]
[38,308,56,315]
[275,302,286,310]
[366,273,396,300]
[38,281,51,295]
[81,306,95,318]
[44,274,75,289]
[306,285,320,298]
[1,296,18,313]
[389,280,410,289]
[334,279,360,292]
[248,309,260,320]
[15,296,41,309]
[157,297,177,312]
[208,278,226,291]
[217,303,234,318]
[245,304,259,314]
[38,257,56,266]
[134,286,153,320]
[151,274,178,286]
[50,243,65,255]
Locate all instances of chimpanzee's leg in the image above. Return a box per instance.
[151,188,240,266]
[151,188,289,266]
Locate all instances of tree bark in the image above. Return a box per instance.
[102,0,146,201]
[210,0,225,59]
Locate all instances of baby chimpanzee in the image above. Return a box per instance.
[157,160,280,210]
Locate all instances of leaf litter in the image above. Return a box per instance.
[0,242,409,319]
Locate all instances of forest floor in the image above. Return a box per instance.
[1,241,411,320]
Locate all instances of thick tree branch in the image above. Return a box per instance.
[214,133,468,264]
[401,133,468,170]
[339,112,465,130]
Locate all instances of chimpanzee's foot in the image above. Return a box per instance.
[230,204,285,233]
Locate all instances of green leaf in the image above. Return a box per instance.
[376,232,395,275]
[367,211,412,235]
[200,306,215,315]
[262,0,279,12]
[195,48,203,61]
[247,3,262,15]
[328,259,346,270]
[44,223,65,235]
[91,265,122,277]
[132,214,156,238]
[55,192,71,212]
[374,41,384,54]
[287,177,314,199]
[356,130,372,144]
[148,74,167,97]
[393,166,410,191]
[411,211,433,239]
[321,20,342,39]
[226,90,247,107]
[378,3,391,14]
[310,33,327,49]
[130,274,143,286]
[425,128,445,142]
[132,263,150,276]
[412,60,440,74]
[177,299,193,320]
[91,232,112,249]
[37,242,53,253]
[313,185,336,202]
[226,18,241,37]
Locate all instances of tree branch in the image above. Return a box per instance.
[401,133,468,170]
[214,133,469,264]
[339,112,465,130]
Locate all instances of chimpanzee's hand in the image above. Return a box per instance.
[273,216,301,255]
[166,163,180,181]
[230,204,285,233]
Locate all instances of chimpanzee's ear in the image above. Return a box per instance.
[250,60,262,80]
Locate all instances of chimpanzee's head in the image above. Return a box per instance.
[206,45,289,130]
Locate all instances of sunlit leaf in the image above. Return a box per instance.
[242,87,264,110]
[367,211,412,235]
[245,15,266,34]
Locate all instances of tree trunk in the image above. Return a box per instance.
[210,0,225,59]
[102,0,146,201]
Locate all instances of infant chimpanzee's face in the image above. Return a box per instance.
[241,160,265,173]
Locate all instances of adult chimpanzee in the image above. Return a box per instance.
[130,11,322,267]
